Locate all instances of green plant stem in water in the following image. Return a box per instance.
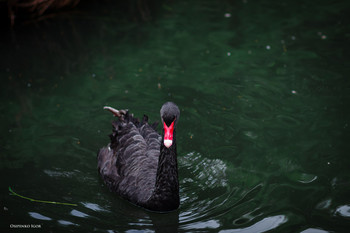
[9,186,77,206]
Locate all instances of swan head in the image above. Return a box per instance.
[160,102,180,148]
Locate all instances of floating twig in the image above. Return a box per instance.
[8,186,77,206]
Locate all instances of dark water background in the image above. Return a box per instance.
[1,0,350,232]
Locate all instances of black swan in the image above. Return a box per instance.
[97,102,180,212]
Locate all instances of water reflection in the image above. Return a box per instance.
[300,228,330,233]
[57,220,77,226]
[125,230,153,233]
[220,215,287,233]
[28,212,52,221]
[81,202,109,212]
[70,209,89,218]
[182,219,220,231]
[43,169,75,178]
[335,205,350,218]
[316,199,332,210]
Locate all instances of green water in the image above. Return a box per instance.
[1,0,350,232]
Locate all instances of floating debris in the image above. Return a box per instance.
[318,32,327,39]
[8,187,77,206]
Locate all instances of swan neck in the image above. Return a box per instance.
[145,131,179,211]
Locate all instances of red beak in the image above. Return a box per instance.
[163,121,174,148]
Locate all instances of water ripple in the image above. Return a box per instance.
[220,215,287,233]
[178,152,264,231]
[81,202,109,212]
[301,228,330,233]
[335,205,350,218]
[57,220,78,226]
[70,209,89,218]
[28,212,52,221]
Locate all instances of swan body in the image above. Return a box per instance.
[97,102,180,212]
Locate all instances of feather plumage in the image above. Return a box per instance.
[97,102,180,211]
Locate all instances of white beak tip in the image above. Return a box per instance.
[164,139,173,148]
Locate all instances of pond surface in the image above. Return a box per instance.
[1,0,350,232]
